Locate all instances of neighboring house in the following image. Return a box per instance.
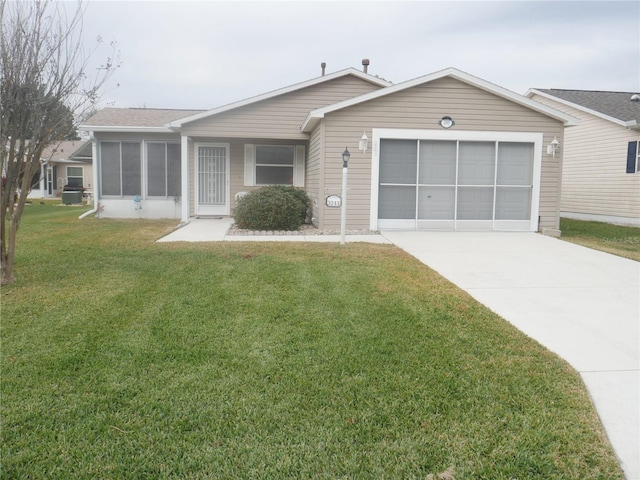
[27,140,94,200]
[527,89,640,226]
[81,65,578,234]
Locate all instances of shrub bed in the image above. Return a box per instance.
[234,186,310,231]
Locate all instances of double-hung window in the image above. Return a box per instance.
[627,141,640,173]
[244,144,305,187]
[66,166,84,187]
[100,142,141,196]
[147,142,181,197]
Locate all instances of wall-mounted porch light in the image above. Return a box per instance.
[547,137,560,158]
[359,132,368,152]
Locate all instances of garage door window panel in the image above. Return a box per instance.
[458,142,495,185]
[419,140,456,185]
[379,185,416,219]
[379,140,417,184]
[418,186,455,220]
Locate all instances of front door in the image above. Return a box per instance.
[195,144,229,216]
[46,165,57,197]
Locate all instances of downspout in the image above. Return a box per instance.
[79,131,99,219]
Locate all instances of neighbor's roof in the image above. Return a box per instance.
[42,140,92,163]
[302,67,580,132]
[81,108,205,132]
[526,89,640,129]
[167,68,392,128]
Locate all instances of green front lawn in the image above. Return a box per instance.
[1,205,623,479]
[560,218,640,261]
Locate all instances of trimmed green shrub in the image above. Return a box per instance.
[234,186,311,230]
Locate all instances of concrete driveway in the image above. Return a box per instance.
[382,231,639,480]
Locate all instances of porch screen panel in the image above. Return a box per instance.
[198,146,226,205]
[121,142,141,196]
[496,143,533,220]
[101,142,121,196]
[166,144,181,197]
[147,143,166,196]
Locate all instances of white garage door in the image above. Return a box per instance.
[373,130,542,231]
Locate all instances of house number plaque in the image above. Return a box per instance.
[326,195,342,208]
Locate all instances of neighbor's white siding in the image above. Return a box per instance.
[531,94,640,225]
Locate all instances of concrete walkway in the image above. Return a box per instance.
[158,220,639,479]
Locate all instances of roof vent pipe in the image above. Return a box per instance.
[362,58,370,73]
[631,94,640,102]
[321,62,326,76]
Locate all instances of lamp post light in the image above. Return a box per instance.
[340,147,351,245]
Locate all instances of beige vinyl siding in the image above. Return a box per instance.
[320,77,564,230]
[181,76,383,140]
[531,94,640,223]
[306,123,325,227]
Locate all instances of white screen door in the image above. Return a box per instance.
[196,144,229,215]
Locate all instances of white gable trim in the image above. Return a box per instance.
[167,68,391,129]
[526,88,638,129]
[302,67,579,132]
[80,125,174,133]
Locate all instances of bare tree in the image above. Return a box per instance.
[1,0,119,284]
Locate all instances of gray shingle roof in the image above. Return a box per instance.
[534,89,640,123]
[42,140,91,162]
[84,108,205,128]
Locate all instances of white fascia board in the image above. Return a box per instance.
[80,125,175,133]
[167,68,392,129]
[302,67,579,132]
[625,120,640,130]
[526,89,621,127]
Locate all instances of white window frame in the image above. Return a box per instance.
[370,128,543,231]
[66,166,84,187]
[244,144,305,187]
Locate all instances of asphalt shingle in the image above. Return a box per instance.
[534,89,640,123]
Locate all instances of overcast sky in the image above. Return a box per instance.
[80,0,640,110]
